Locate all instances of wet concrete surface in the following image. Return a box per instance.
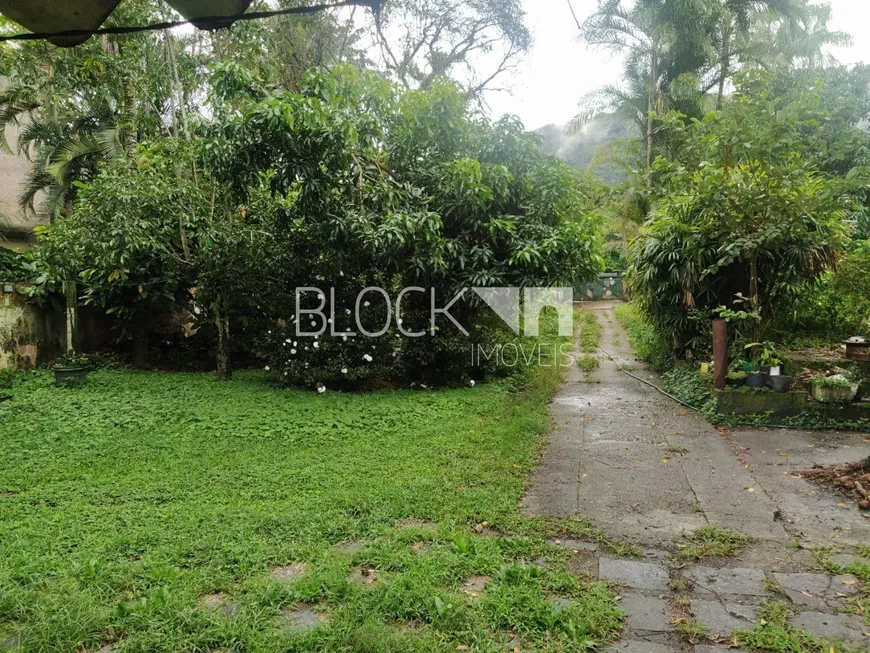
[522,300,824,545]
[523,300,870,652]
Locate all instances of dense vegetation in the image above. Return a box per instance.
[0,1,604,386]
[568,1,870,362]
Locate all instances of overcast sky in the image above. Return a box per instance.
[483,0,870,131]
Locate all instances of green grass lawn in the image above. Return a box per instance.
[0,363,622,652]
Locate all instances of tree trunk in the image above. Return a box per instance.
[64,197,78,353]
[717,16,731,109]
[133,327,149,368]
[750,251,761,345]
[215,299,231,380]
[646,41,658,177]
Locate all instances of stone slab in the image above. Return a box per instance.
[605,641,680,653]
[831,553,862,567]
[551,538,599,553]
[792,611,869,645]
[599,558,670,591]
[269,562,308,583]
[684,566,769,597]
[620,593,673,632]
[690,599,756,636]
[771,572,830,594]
[275,607,330,633]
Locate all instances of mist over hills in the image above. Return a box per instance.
[535,113,635,184]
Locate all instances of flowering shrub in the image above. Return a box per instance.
[257,288,515,390]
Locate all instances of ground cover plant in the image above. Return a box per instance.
[613,303,673,373]
[676,525,749,562]
[0,349,626,652]
[578,312,602,354]
[732,599,864,653]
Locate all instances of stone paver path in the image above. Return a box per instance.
[525,301,870,651]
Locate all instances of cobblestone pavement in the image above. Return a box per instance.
[525,301,870,652]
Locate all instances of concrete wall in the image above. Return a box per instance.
[0,287,62,369]
[1,116,46,252]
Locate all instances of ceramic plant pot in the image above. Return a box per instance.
[53,365,89,388]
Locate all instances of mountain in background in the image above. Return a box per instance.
[535,113,636,185]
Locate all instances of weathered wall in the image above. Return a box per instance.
[0,288,61,369]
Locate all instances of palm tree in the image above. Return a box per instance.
[572,0,713,168]
[0,88,124,220]
[751,2,851,69]
[708,1,804,107]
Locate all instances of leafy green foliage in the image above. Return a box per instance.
[0,363,625,651]
[0,249,38,283]
[0,368,16,390]
[661,366,717,414]
[200,67,604,386]
[0,0,181,219]
[628,71,863,352]
[613,302,674,373]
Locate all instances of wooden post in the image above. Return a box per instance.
[713,319,728,391]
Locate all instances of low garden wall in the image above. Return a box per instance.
[0,286,60,369]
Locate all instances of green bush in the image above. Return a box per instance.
[614,302,674,373]
[628,72,864,351]
[0,368,17,390]
[779,242,870,343]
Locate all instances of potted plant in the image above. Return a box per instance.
[53,352,91,388]
[745,342,781,386]
[727,371,747,387]
[743,358,767,388]
[811,375,859,403]
[770,374,792,393]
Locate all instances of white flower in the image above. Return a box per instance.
[268,330,272,334]
[304,346,308,350]
[342,335,348,341]
[311,320,317,327]
[345,308,352,315]
[346,327,352,332]
[317,385,326,394]
[264,366,271,371]
[293,341,297,346]
[469,380,476,387]
[341,368,348,374]
[284,371,288,376]
[397,318,403,325]
[286,338,292,343]
[327,318,332,324]
[363,354,373,362]
[290,349,297,355]
[364,301,370,307]
[313,342,320,349]
[340,270,344,276]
